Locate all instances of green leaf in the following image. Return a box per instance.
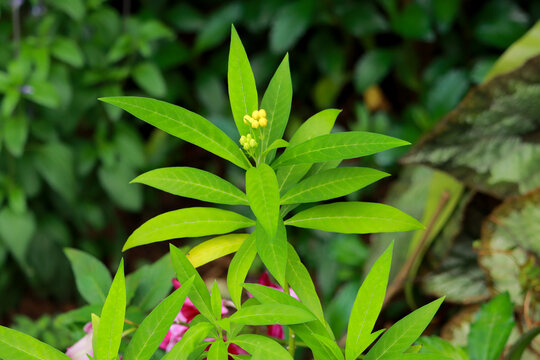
[364,297,445,360]
[98,162,143,212]
[4,114,28,157]
[416,337,469,360]
[391,2,433,40]
[133,167,248,205]
[170,244,216,324]
[382,354,452,360]
[133,62,167,98]
[124,207,254,251]
[233,334,292,359]
[228,25,258,136]
[207,339,228,360]
[64,248,112,305]
[2,88,21,117]
[243,283,304,309]
[123,277,195,360]
[167,322,214,360]
[227,232,257,309]
[261,55,292,162]
[99,97,250,170]
[353,50,394,92]
[246,164,280,239]
[292,325,343,360]
[281,167,388,205]
[24,81,60,108]
[346,243,393,360]
[0,325,71,360]
[230,303,315,325]
[505,325,540,360]
[277,109,340,194]
[131,254,175,311]
[187,233,249,268]
[255,220,287,289]
[211,280,223,320]
[468,292,514,360]
[45,0,85,20]
[51,37,84,68]
[272,132,409,168]
[94,260,126,360]
[0,208,35,274]
[285,202,424,234]
[263,139,289,157]
[270,0,314,53]
[34,142,76,202]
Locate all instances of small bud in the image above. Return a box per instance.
[243,143,250,150]
[240,135,247,145]
[247,134,253,140]
[249,139,257,147]
[252,121,259,129]
[259,109,267,118]
[252,110,259,120]
[259,118,267,127]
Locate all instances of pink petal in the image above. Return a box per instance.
[228,343,249,355]
[266,324,284,339]
[66,325,93,360]
[172,279,181,289]
[165,324,189,353]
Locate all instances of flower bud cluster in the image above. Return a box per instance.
[240,134,257,150]
[243,109,267,128]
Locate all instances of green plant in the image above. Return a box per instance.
[0,28,446,360]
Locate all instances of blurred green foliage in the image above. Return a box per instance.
[0,0,538,320]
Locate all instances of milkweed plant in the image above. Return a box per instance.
[0,27,445,360]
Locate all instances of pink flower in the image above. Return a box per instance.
[66,323,93,360]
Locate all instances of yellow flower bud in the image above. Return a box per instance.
[251,121,259,129]
[240,135,247,145]
[249,139,257,147]
[259,117,267,127]
[252,110,259,120]
[243,143,250,150]
[258,109,266,118]
[247,134,253,140]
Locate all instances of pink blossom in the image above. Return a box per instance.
[66,323,93,360]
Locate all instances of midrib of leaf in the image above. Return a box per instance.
[110,99,245,167]
[367,319,427,360]
[234,54,250,118]
[286,215,415,226]
[352,284,378,351]
[138,218,254,236]
[0,338,59,360]
[264,76,284,151]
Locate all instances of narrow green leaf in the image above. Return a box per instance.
[99,97,250,169]
[243,283,304,309]
[346,243,393,360]
[51,37,84,68]
[468,292,514,360]
[187,233,249,268]
[263,139,289,157]
[292,323,342,360]
[272,132,409,168]
[255,220,287,289]
[133,62,167,98]
[64,248,112,305]
[230,304,315,325]
[94,260,126,360]
[383,355,452,360]
[34,141,76,202]
[285,202,424,234]
[133,167,248,205]
[364,297,445,360]
[91,313,100,354]
[167,322,214,360]
[246,164,280,239]
[277,109,340,193]
[0,325,71,360]
[227,233,257,308]
[281,167,389,205]
[261,55,292,162]
[130,254,175,311]
[211,280,223,320]
[170,244,216,325]
[232,334,292,359]
[207,339,228,360]
[4,114,28,157]
[228,25,258,135]
[123,277,195,360]
[416,337,469,360]
[0,208,35,275]
[124,207,255,251]
[505,325,540,360]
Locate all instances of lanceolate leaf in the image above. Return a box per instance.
[64,248,112,305]
[232,334,292,360]
[246,164,280,239]
[230,304,315,325]
[132,167,248,205]
[468,292,514,360]
[0,325,71,360]
[186,233,249,268]
[124,207,255,251]
[99,97,250,169]
[228,25,258,135]
[123,277,195,360]
[211,280,223,320]
[170,245,216,324]
[364,297,445,360]
[255,221,288,289]
[227,233,257,309]
[261,55,293,162]
[272,132,409,168]
[277,109,340,193]
[243,283,305,309]
[94,260,126,360]
[166,322,214,360]
[346,243,393,360]
[285,202,424,234]
[207,339,228,360]
[505,325,540,360]
[281,167,389,205]
[293,324,343,360]
[263,139,289,157]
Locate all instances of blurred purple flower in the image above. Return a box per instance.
[66,323,93,360]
